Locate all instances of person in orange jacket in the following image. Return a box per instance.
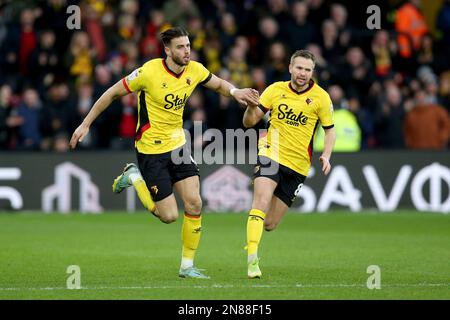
[395,0,429,59]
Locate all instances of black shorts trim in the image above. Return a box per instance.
[136,146,199,202]
[253,156,306,207]
[322,124,334,129]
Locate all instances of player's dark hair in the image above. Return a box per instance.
[160,27,189,47]
[290,50,316,66]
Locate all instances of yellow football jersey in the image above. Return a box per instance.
[258,80,334,176]
[123,58,211,154]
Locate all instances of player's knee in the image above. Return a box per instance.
[264,221,278,231]
[159,212,178,224]
[184,195,202,214]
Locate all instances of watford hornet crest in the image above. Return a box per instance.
[150,185,159,195]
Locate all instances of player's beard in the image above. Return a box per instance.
[172,54,190,66]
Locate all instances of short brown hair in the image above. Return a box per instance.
[160,27,189,47]
[290,50,316,65]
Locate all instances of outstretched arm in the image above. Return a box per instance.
[202,74,259,106]
[69,79,129,149]
[243,105,265,128]
[319,127,336,175]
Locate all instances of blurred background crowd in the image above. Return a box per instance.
[0,0,449,152]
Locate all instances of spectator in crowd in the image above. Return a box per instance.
[251,67,267,94]
[0,85,21,149]
[40,83,71,150]
[91,64,122,148]
[330,3,351,49]
[188,16,206,53]
[18,8,38,76]
[371,30,395,79]
[417,33,436,71]
[65,31,95,82]
[187,107,208,151]
[140,10,167,61]
[335,46,375,104]
[404,89,450,149]
[315,85,361,152]
[226,44,252,89]
[266,0,291,43]
[374,83,406,148]
[117,13,140,43]
[36,0,73,53]
[349,97,375,149]
[306,0,329,31]
[120,0,139,18]
[219,12,238,54]
[0,7,39,88]
[120,41,140,74]
[28,29,59,93]
[82,1,107,63]
[109,93,137,150]
[16,88,42,150]
[395,0,428,73]
[68,80,94,149]
[286,1,316,56]
[202,34,222,75]
[255,16,280,65]
[183,91,208,150]
[317,19,342,65]
[163,0,200,29]
[264,42,290,83]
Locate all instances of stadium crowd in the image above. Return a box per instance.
[0,0,449,152]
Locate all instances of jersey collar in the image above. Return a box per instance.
[162,59,185,79]
[288,79,314,95]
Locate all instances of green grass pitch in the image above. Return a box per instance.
[0,211,449,300]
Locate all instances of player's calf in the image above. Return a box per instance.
[251,197,271,214]
[264,221,278,231]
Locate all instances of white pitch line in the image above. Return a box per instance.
[0,283,448,291]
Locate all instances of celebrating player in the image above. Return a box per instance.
[242,50,336,279]
[69,27,259,279]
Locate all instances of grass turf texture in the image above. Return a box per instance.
[0,211,449,300]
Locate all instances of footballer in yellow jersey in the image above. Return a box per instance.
[257,78,334,176]
[122,58,212,155]
[242,50,336,279]
[70,27,259,279]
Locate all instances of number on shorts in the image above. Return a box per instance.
[294,183,303,197]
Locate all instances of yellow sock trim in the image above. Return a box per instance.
[133,180,156,213]
[247,209,266,256]
[182,213,202,260]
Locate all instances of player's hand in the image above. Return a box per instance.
[232,88,259,107]
[69,123,89,149]
[319,155,331,176]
